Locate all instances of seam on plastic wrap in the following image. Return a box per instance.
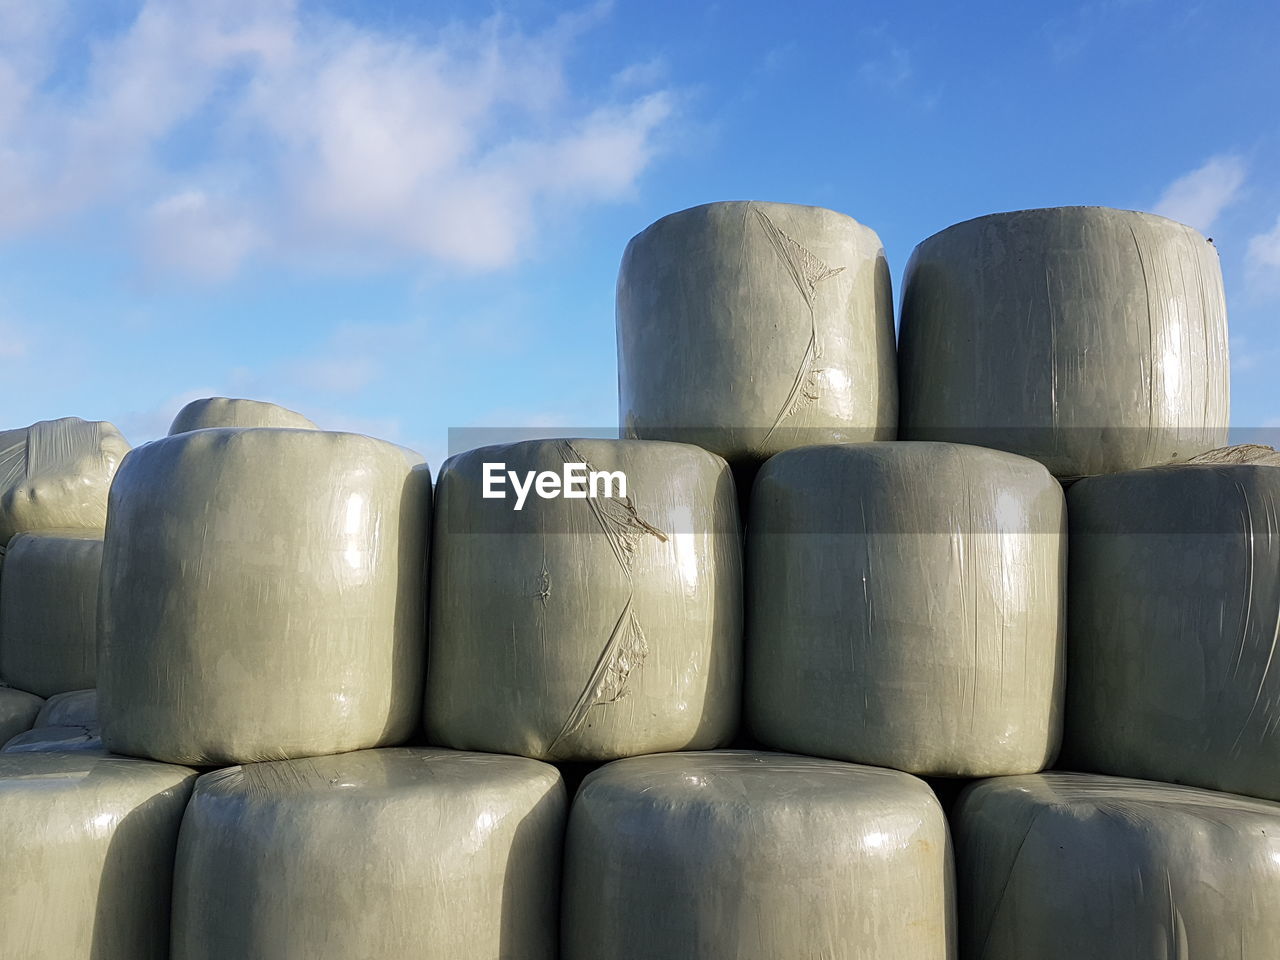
[751,205,845,453]
[549,441,667,751]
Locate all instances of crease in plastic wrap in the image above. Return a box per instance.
[426,438,741,762]
[954,772,1280,959]
[99,427,432,765]
[168,396,319,434]
[1066,462,1280,800]
[898,207,1229,477]
[0,417,130,543]
[562,750,955,960]
[172,747,565,960]
[617,201,898,463]
[35,688,97,728]
[0,681,43,743]
[747,442,1066,776]
[0,752,198,959]
[0,530,102,696]
[3,723,104,754]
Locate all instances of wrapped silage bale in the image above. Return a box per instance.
[3,724,103,753]
[35,688,97,728]
[168,396,319,433]
[0,682,43,743]
[0,531,102,696]
[172,748,564,960]
[1066,462,1280,800]
[563,750,954,960]
[0,753,197,959]
[954,772,1280,959]
[99,428,431,765]
[898,207,1229,477]
[747,442,1066,776]
[0,417,130,543]
[617,201,898,463]
[426,438,741,762]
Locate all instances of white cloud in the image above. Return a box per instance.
[0,0,674,278]
[1248,215,1280,270]
[1154,155,1246,233]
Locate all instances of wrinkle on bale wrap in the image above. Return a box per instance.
[954,773,1280,960]
[562,751,955,960]
[426,438,741,762]
[35,688,97,728]
[168,396,318,434]
[1066,463,1280,800]
[3,723,103,754]
[172,748,565,960]
[0,683,43,743]
[0,418,130,543]
[617,201,898,463]
[748,442,1066,776]
[0,753,197,960]
[898,207,1229,477]
[99,428,431,765]
[0,531,102,697]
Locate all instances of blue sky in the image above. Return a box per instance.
[2,0,1277,469]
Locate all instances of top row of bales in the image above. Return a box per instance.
[618,201,1229,476]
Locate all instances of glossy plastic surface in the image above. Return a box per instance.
[426,438,742,762]
[172,747,565,960]
[99,428,432,765]
[955,772,1280,959]
[0,682,43,743]
[899,207,1229,477]
[563,750,955,959]
[0,531,102,696]
[168,396,318,434]
[35,688,97,728]
[3,723,104,754]
[618,201,898,462]
[748,442,1066,776]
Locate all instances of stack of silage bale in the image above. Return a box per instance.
[1,191,1274,960]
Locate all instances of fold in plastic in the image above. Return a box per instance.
[954,772,1280,959]
[171,748,565,960]
[617,201,898,462]
[35,688,97,728]
[168,396,319,434]
[899,207,1229,477]
[563,751,955,960]
[0,683,43,744]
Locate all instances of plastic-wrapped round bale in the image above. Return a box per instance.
[426,438,741,761]
[0,682,43,743]
[3,724,103,753]
[168,396,318,434]
[954,772,1280,959]
[898,207,1229,477]
[747,442,1066,776]
[0,531,102,696]
[35,688,97,728]
[172,747,564,959]
[617,201,898,463]
[0,417,130,543]
[0,753,197,959]
[563,750,954,960]
[99,428,431,765]
[1066,462,1280,799]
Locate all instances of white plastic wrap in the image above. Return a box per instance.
[426,438,742,762]
[617,201,898,462]
[99,428,432,765]
[563,750,955,959]
[0,417,130,543]
[0,753,197,959]
[1066,462,1280,800]
[35,688,97,728]
[0,531,102,696]
[1186,443,1280,465]
[898,207,1230,477]
[748,442,1066,776]
[168,396,319,434]
[0,683,43,743]
[172,747,565,959]
[954,772,1280,959]
[3,724,103,753]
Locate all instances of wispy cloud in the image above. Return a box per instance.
[0,0,675,279]
[1246,214,1280,298]
[1154,155,1246,233]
